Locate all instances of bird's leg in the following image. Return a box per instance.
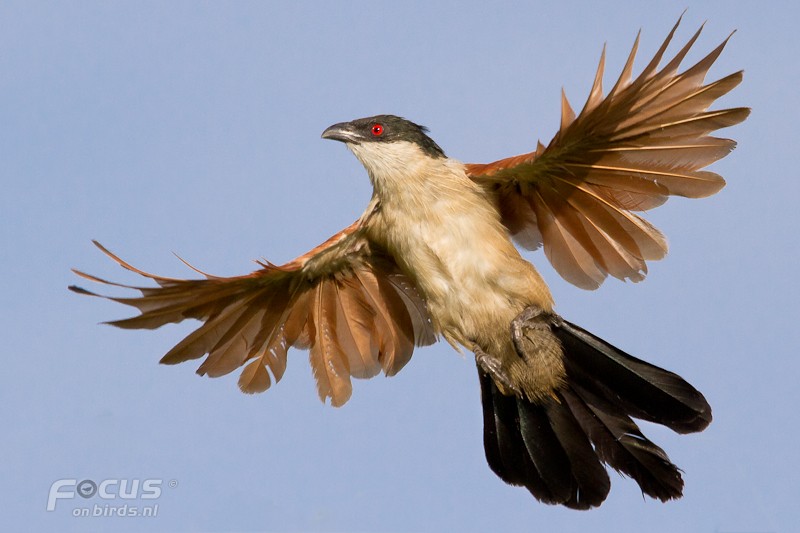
[511,304,555,362]
[509,305,567,398]
[473,343,521,396]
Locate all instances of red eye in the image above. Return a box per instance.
[371,124,384,136]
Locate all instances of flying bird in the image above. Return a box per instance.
[71,18,748,509]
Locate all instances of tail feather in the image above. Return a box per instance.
[540,394,611,506]
[481,371,611,509]
[482,379,555,502]
[517,399,577,504]
[554,319,711,433]
[562,385,683,501]
[479,317,711,508]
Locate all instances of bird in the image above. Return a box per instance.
[70,17,749,509]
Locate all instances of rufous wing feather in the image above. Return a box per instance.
[70,223,435,406]
[466,16,750,289]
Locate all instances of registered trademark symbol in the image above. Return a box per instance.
[168,479,178,488]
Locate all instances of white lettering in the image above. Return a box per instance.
[47,479,77,511]
[141,479,162,499]
[98,479,117,499]
[118,479,139,499]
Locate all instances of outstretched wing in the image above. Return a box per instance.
[70,220,435,407]
[466,17,750,289]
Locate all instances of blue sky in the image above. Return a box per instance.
[2,1,797,532]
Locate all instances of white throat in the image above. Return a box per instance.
[347,140,438,194]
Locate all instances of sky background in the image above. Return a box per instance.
[2,1,797,532]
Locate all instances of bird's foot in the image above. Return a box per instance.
[474,344,521,397]
[511,304,555,362]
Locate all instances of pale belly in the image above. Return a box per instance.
[373,195,553,350]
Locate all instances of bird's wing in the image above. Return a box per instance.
[70,220,435,407]
[466,18,749,289]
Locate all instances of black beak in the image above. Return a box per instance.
[321,121,362,143]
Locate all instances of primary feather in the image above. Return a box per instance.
[70,228,435,406]
[467,16,749,288]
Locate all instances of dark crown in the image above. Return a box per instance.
[348,115,446,158]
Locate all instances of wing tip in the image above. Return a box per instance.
[68,284,94,296]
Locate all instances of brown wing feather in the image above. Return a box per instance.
[353,268,415,376]
[467,17,749,289]
[333,277,383,379]
[70,221,435,406]
[308,281,353,406]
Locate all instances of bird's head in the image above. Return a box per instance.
[322,115,446,186]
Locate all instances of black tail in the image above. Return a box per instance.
[479,319,711,509]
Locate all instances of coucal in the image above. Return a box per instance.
[71,18,748,509]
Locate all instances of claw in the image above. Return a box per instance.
[474,344,521,397]
[511,305,554,361]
